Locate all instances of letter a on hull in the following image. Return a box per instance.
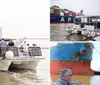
[60,17,65,22]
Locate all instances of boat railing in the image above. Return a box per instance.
[0,46,42,58]
[18,47,29,57]
[0,46,19,57]
[28,47,42,57]
[18,46,42,57]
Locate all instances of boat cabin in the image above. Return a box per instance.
[0,38,42,58]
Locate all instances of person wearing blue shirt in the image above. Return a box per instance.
[0,39,7,47]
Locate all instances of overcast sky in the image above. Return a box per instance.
[0,0,49,38]
[50,0,100,15]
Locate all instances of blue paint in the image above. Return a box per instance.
[50,43,94,62]
[50,16,81,23]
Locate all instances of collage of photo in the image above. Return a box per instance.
[0,0,100,85]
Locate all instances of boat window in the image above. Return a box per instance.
[28,47,42,56]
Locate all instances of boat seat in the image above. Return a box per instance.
[28,47,42,57]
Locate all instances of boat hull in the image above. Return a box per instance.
[0,60,12,71]
[11,59,40,70]
[50,61,94,76]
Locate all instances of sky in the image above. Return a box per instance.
[50,0,100,16]
[50,42,100,71]
[0,0,49,38]
[91,42,100,71]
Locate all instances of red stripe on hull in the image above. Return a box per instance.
[50,61,94,76]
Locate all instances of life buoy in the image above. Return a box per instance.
[5,51,14,59]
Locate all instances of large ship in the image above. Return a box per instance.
[50,42,94,76]
[50,6,82,23]
[50,6,100,41]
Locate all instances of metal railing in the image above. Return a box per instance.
[0,46,19,57]
[0,46,42,58]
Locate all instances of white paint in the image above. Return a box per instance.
[81,17,87,23]
[73,25,80,29]
[92,19,100,22]
[84,25,95,31]
[60,17,65,22]
[68,17,71,22]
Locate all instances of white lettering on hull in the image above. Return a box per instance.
[60,17,65,22]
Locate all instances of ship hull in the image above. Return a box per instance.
[50,61,94,76]
[50,16,81,23]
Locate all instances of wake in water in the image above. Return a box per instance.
[10,70,48,85]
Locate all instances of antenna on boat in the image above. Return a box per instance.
[20,37,27,43]
[16,37,27,46]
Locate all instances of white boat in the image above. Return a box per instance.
[0,38,44,71]
[11,59,41,70]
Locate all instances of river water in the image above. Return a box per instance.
[0,49,49,85]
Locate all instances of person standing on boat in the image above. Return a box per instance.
[8,40,14,46]
[22,41,28,54]
[0,39,7,58]
[0,39,7,47]
[22,41,27,48]
[55,68,81,85]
